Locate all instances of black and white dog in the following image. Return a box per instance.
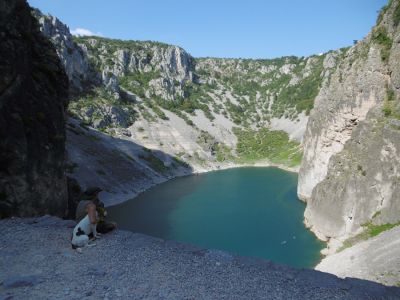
[71,213,102,250]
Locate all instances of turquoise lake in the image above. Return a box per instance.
[107,167,324,268]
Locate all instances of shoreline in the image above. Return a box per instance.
[103,160,300,208]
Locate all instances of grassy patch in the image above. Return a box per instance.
[365,222,400,237]
[338,221,400,252]
[234,128,302,167]
[214,143,234,162]
[382,86,400,119]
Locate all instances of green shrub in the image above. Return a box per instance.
[386,88,395,102]
[372,26,393,62]
[365,221,400,237]
[383,100,393,116]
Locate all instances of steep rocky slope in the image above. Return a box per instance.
[33,10,345,180]
[65,118,191,206]
[0,0,69,217]
[298,0,400,279]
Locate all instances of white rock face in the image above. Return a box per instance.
[33,9,92,92]
[189,110,237,148]
[298,0,400,253]
[269,112,309,142]
[298,44,387,201]
[316,226,400,286]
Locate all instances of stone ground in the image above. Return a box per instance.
[1,216,399,300]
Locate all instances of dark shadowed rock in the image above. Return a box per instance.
[0,0,69,217]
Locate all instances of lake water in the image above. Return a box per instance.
[107,167,324,268]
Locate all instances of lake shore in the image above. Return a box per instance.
[103,160,299,208]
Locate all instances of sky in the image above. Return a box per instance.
[28,0,388,59]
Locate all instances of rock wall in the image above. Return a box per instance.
[298,0,400,243]
[298,42,387,202]
[32,9,93,94]
[77,37,195,101]
[0,0,69,217]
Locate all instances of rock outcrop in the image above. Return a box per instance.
[77,37,195,101]
[298,0,400,245]
[0,0,69,217]
[316,225,400,286]
[32,9,93,93]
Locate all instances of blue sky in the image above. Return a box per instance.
[28,0,388,59]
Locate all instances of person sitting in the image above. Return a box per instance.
[75,187,117,235]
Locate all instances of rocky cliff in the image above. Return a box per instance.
[298,0,400,248]
[32,9,344,179]
[0,0,69,217]
[32,10,94,94]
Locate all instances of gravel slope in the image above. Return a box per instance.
[1,216,399,300]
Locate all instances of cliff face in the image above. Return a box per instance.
[0,0,69,217]
[32,10,94,94]
[32,11,340,175]
[77,37,195,101]
[298,0,400,243]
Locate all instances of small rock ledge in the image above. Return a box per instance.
[0,217,399,299]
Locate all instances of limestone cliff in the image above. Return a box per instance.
[31,10,340,177]
[298,0,400,245]
[32,10,94,94]
[0,0,69,217]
